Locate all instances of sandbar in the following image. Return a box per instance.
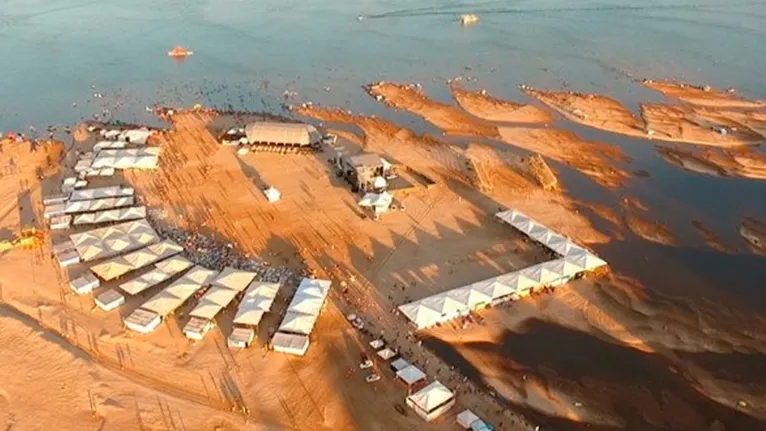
[451,86,553,124]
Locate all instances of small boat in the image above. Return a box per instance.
[168,46,194,57]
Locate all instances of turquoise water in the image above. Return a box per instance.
[3,1,766,428]
[2,0,765,131]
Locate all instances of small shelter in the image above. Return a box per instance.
[406,380,456,422]
[228,327,255,349]
[124,308,162,334]
[377,347,397,360]
[390,357,410,372]
[457,410,481,429]
[396,364,427,389]
[264,187,281,203]
[244,122,316,147]
[94,289,126,312]
[70,273,100,295]
[271,332,310,356]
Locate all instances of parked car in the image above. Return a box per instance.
[365,373,381,383]
[360,359,373,369]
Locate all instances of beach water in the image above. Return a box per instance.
[2,0,766,428]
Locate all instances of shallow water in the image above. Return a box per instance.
[2,0,766,427]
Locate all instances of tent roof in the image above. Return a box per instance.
[396,365,427,385]
[278,311,317,335]
[90,240,182,281]
[73,206,145,226]
[189,287,239,319]
[245,122,312,146]
[233,281,281,326]
[391,358,410,371]
[64,196,135,214]
[457,410,481,428]
[407,381,454,412]
[271,332,309,350]
[119,257,192,295]
[141,266,218,316]
[69,185,134,202]
[377,347,397,360]
[213,268,257,291]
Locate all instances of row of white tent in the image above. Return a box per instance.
[73,206,146,226]
[90,239,183,281]
[124,266,220,334]
[398,209,608,329]
[69,219,159,262]
[69,185,134,202]
[99,128,155,145]
[91,147,161,170]
[271,278,331,356]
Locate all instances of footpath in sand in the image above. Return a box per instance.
[366,82,631,190]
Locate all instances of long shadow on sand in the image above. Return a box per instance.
[424,318,765,431]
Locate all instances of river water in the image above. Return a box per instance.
[2,0,766,428]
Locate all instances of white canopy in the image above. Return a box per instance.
[271,332,310,356]
[233,281,281,326]
[398,208,608,329]
[70,219,158,262]
[69,186,134,202]
[457,410,481,428]
[212,267,257,292]
[64,196,134,214]
[391,358,410,371]
[73,206,146,226]
[407,381,455,412]
[119,256,193,295]
[141,266,218,316]
[91,147,160,170]
[396,365,427,385]
[377,347,397,360]
[90,240,182,281]
[189,286,239,320]
[278,311,317,335]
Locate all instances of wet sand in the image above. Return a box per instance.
[366,81,631,190]
[523,85,764,147]
[691,220,733,253]
[657,146,766,180]
[641,103,763,147]
[422,274,766,430]
[625,214,677,246]
[642,80,765,109]
[451,86,553,124]
[740,217,766,255]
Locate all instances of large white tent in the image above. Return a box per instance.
[119,256,192,295]
[73,206,146,226]
[273,278,331,355]
[69,186,134,202]
[138,266,218,318]
[70,219,159,262]
[271,332,310,356]
[406,380,456,422]
[90,240,182,281]
[212,267,257,292]
[91,147,160,170]
[188,286,239,320]
[232,281,281,327]
[398,209,608,329]
[64,196,134,214]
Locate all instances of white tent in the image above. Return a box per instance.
[396,365,427,386]
[278,311,317,335]
[398,302,442,329]
[264,187,281,203]
[189,286,239,320]
[73,206,146,226]
[228,327,255,349]
[233,281,281,327]
[124,308,162,334]
[70,273,100,295]
[119,129,155,145]
[70,219,159,262]
[358,192,377,207]
[90,240,182,281]
[119,256,192,295]
[69,186,134,202]
[64,196,134,214]
[391,358,410,372]
[406,380,456,422]
[212,268,257,292]
[94,289,126,311]
[140,266,218,318]
[377,347,397,360]
[457,410,481,429]
[271,332,310,356]
[91,147,160,170]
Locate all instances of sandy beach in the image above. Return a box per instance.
[450,86,553,124]
[642,80,765,109]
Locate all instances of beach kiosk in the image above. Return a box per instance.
[405,380,456,422]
